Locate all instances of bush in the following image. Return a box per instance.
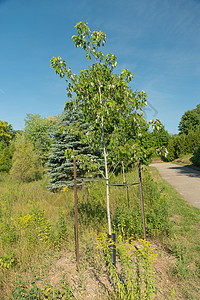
[166,131,200,162]
[190,146,200,167]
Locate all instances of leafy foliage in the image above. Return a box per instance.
[10,133,42,182]
[166,131,200,161]
[24,113,58,162]
[12,280,74,299]
[50,22,160,166]
[0,120,14,144]
[0,141,15,172]
[178,105,200,135]
[0,121,15,172]
[0,251,16,270]
[165,104,200,161]
[190,146,200,167]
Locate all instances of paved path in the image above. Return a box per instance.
[150,162,200,209]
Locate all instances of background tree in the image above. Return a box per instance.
[24,113,58,162]
[0,121,15,172]
[190,146,200,167]
[46,102,103,192]
[50,21,160,235]
[10,133,42,182]
[151,123,169,149]
[166,104,200,161]
[178,105,200,135]
[0,141,15,172]
[0,120,14,144]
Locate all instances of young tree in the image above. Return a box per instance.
[50,22,159,235]
[10,133,42,182]
[46,102,102,192]
[24,113,57,162]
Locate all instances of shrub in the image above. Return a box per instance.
[190,146,200,167]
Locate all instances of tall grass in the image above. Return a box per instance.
[0,166,199,299]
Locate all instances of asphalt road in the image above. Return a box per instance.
[150,162,200,210]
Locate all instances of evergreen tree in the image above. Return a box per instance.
[46,103,102,192]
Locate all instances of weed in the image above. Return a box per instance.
[12,279,75,300]
[0,251,16,270]
[17,209,52,245]
[54,208,70,247]
[97,232,157,299]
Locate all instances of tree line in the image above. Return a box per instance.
[166,104,200,164]
[0,101,199,187]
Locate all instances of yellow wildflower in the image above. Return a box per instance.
[63,186,69,192]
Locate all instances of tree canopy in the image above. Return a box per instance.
[0,120,14,144]
[50,22,160,166]
[178,104,200,135]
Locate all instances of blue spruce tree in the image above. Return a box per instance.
[46,102,102,192]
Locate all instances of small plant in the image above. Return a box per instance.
[0,251,16,270]
[97,232,157,299]
[12,280,74,300]
[43,283,75,299]
[12,280,42,299]
[17,209,52,245]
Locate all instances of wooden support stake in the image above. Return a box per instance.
[73,157,79,271]
[138,160,146,240]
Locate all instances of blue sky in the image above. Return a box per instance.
[0,0,200,134]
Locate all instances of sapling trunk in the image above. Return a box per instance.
[97,76,112,235]
[101,115,112,236]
